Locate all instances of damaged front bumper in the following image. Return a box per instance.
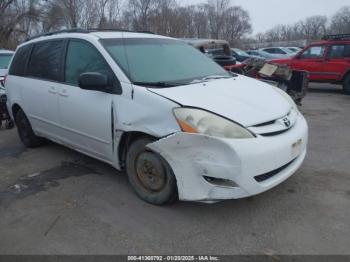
[148,114,308,202]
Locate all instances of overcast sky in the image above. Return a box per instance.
[183,0,349,34]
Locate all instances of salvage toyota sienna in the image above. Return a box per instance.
[5,30,308,204]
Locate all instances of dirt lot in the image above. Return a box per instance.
[0,83,349,255]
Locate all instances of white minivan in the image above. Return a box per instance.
[6,30,308,204]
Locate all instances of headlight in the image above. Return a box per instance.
[273,87,298,112]
[173,108,254,139]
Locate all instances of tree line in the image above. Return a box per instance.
[1,0,350,50]
[252,6,350,45]
[0,0,252,49]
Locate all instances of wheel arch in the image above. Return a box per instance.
[118,131,158,170]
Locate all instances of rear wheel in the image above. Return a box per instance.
[343,74,350,95]
[126,137,178,205]
[15,109,44,148]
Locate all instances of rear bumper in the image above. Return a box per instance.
[148,114,308,202]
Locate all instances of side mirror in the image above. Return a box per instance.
[79,72,108,91]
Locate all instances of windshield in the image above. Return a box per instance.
[0,54,13,69]
[233,48,249,56]
[101,38,229,86]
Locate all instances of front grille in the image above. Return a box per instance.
[254,158,296,182]
[249,110,297,137]
[260,128,291,137]
[252,120,276,127]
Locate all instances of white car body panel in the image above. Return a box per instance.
[20,77,61,138]
[6,32,309,202]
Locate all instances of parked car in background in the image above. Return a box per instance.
[271,34,350,94]
[247,50,287,60]
[231,48,260,62]
[6,29,308,205]
[0,50,14,129]
[260,47,297,57]
[0,50,14,87]
[185,39,237,70]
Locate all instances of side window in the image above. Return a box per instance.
[0,54,13,70]
[345,45,350,58]
[9,44,32,76]
[280,49,287,54]
[274,48,286,54]
[300,46,325,59]
[64,40,116,89]
[329,45,350,59]
[27,41,64,81]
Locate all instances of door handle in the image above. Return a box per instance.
[48,86,57,94]
[59,88,69,97]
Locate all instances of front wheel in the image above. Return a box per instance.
[343,75,350,95]
[126,137,178,205]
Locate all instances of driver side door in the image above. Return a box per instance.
[291,45,328,81]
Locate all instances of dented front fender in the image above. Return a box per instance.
[147,133,248,201]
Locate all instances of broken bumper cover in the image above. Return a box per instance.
[148,114,308,202]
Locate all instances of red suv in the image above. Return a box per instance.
[271,34,350,94]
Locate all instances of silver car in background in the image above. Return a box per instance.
[0,49,14,88]
[260,47,297,57]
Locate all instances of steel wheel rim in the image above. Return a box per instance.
[135,151,166,192]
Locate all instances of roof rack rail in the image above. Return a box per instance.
[26,28,155,42]
[26,28,90,42]
[87,28,154,34]
[322,34,350,41]
[88,28,131,32]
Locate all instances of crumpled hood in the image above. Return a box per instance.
[149,75,291,127]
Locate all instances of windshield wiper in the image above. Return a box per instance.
[190,74,234,84]
[133,81,183,88]
[202,75,233,81]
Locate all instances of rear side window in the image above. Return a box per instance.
[9,45,32,76]
[64,40,116,87]
[329,45,350,59]
[27,41,64,81]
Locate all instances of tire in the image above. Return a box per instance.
[15,109,44,148]
[126,137,178,205]
[343,74,350,95]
